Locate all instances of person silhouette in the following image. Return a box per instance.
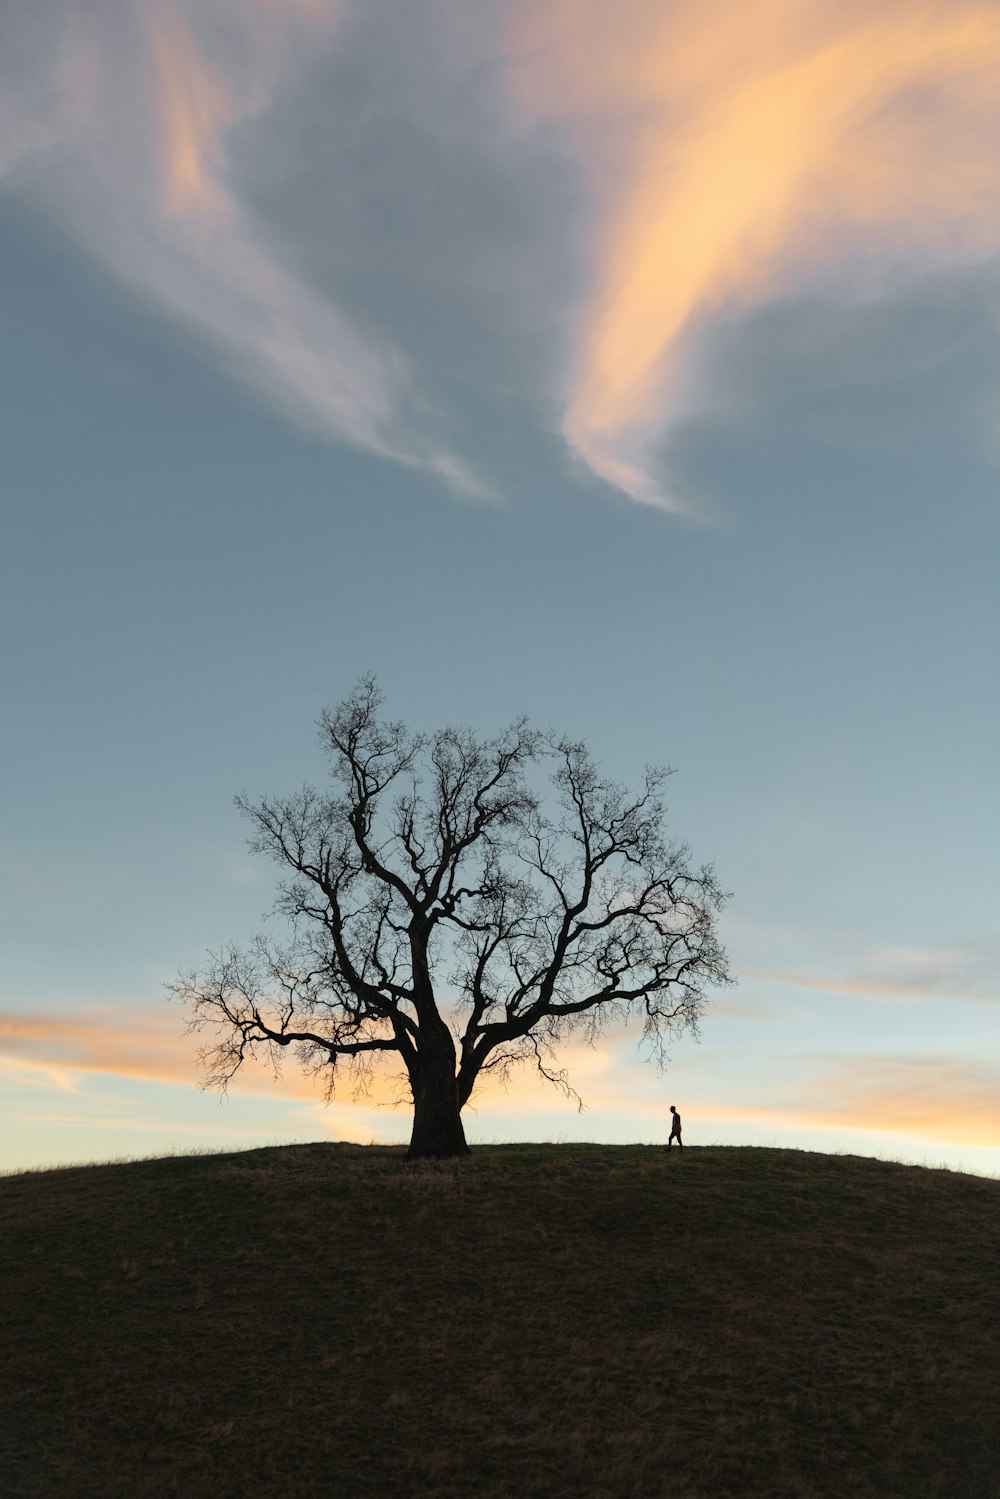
[667,1104,683,1150]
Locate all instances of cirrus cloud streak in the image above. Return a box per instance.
[508,0,1000,508]
[0,0,490,498]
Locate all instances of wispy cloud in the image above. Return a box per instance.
[811,1055,1000,1145]
[490,1037,1000,1149]
[0,0,490,498]
[507,0,1000,508]
[11,2,1000,512]
[0,1008,211,1091]
[0,1006,627,1116]
[743,940,1000,1004]
[0,1004,396,1154]
[0,1007,358,1102]
[702,1054,1000,1148]
[5,1010,998,1155]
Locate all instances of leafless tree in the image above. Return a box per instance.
[171,677,732,1158]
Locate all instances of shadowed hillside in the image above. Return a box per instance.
[2,1144,998,1499]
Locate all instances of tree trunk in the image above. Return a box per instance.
[407,1036,469,1160]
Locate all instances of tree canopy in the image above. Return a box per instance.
[172,678,732,1157]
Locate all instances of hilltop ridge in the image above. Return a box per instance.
[3,1144,998,1499]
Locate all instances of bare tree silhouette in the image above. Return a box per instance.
[171,677,732,1158]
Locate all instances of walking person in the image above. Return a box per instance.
[667,1104,683,1150]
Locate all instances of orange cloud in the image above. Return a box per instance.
[145,2,342,222]
[508,0,1000,507]
[0,1010,207,1090]
[0,1009,378,1105]
[809,1058,1000,1146]
[0,1010,400,1153]
[148,13,235,220]
[695,1054,1000,1147]
[0,1009,632,1119]
[5,1013,998,1154]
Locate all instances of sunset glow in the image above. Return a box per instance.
[1,0,997,1175]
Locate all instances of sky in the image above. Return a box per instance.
[2,0,998,1175]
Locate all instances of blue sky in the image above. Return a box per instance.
[2,0,998,1173]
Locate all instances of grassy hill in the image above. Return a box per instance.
[2,1144,998,1499]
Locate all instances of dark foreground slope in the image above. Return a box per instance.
[2,1144,998,1499]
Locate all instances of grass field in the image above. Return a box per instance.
[2,1143,998,1499]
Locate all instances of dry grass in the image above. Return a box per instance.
[2,1144,999,1498]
